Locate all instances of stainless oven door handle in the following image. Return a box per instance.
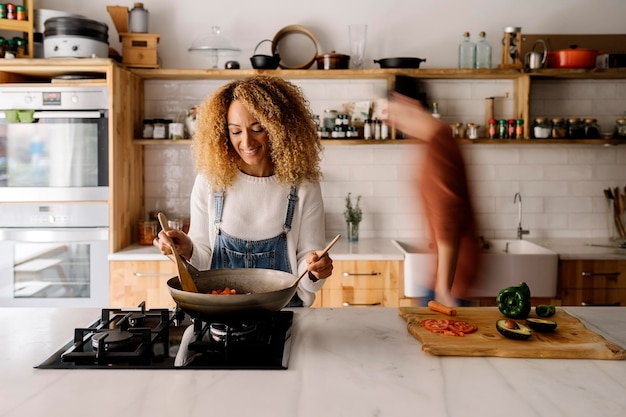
[33,111,104,119]
[0,228,108,242]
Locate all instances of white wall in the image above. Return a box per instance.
[142,78,626,241]
[37,0,626,69]
[36,0,626,240]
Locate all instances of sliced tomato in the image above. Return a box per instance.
[449,320,478,334]
[420,319,451,331]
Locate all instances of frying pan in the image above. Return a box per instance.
[168,234,341,319]
[374,57,426,68]
[167,266,299,319]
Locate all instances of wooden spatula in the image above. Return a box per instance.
[157,212,198,293]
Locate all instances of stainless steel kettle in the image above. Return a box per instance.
[525,40,547,69]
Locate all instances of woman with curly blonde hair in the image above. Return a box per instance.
[156,76,333,307]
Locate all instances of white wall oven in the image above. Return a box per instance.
[0,204,109,307]
[0,85,110,307]
[0,85,109,202]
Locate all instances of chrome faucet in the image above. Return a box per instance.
[514,192,529,239]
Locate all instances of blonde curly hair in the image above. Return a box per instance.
[191,75,323,191]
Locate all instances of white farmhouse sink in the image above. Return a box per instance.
[392,239,559,298]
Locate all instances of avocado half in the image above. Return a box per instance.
[496,319,532,340]
[526,318,558,332]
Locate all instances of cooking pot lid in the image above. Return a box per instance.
[44,16,109,43]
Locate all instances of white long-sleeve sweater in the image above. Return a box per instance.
[187,172,327,306]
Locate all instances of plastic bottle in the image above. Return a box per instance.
[475,31,492,69]
[458,32,476,69]
[129,3,149,33]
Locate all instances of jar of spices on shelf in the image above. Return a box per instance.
[497,119,508,138]
[0,4,6,19]
[567,118,585,138]
[374,119,382,139]
[583,118,601,138]
[16,5,26,20]
[551,118,567,139]
[614,118,626,139]
[466,123,480,139]
[5,3,16,20]
[532,117,552,139]
[450,122,463,139]
[515,119,524,139]
[487,118,497,139]
[507,119,516,138]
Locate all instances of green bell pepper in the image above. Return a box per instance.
[496,282,531,319]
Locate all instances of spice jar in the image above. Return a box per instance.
[466,123,480,139]
[137,220,158,245]
[533,117,551,139]
[515,119,524,139]
[142,119,155,138]
[5,3,16,20]
[487,118,497,139]
[450,122,462,139]
[507,119,516,138]
[583,118,601,138]
[614,118,626,139]
[16,5,26,20]
[551,118,567,139]
[497,119,507,138]
[567,118,585,138]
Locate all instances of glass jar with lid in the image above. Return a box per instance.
[614,118,626,139]
[532,117,551,139]
[567,118,585,138]
[583,118,601,138]
[466,123,480,139]
[551,118,567,139]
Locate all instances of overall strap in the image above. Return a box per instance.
[213,191,224,233]
[283,186,299,234]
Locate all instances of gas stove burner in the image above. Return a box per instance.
[126,312,146,327]
[209,322,258,343]
[92,329,133,350]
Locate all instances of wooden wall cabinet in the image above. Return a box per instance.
[559,260,626,306]
[110,260,177,308]
[320,260,402,308]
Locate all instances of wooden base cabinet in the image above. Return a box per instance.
[320,260,402,308]
[110,260,177,308]
[559,260,626,306]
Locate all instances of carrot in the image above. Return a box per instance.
[428,300,457,316]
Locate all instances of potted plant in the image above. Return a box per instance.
[344,193,362,242]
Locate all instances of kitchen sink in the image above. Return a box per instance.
[392,239,559,298]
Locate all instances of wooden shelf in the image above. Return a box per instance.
[0,0,34,58]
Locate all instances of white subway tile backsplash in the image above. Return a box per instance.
[143,78,626,239]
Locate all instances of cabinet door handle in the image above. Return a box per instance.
[342,301,382,307]
[342,272,382,277]
[581,271,620,280]
[581,301,621,306]
[133,272,173,277]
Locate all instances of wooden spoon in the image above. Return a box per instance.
[291,234,341,288]
[157,212,198,293]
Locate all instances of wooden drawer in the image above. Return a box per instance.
[561,288,626,306]
[559,260,626,289]
[110,260,177,308]
[321,260,401,308]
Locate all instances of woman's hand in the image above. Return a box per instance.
[305,250,334,281]
[154,229,193,261]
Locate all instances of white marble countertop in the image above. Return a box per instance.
[109,238,405,261]
[1,307,625,417]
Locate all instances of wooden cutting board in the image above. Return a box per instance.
[399,307,626,360]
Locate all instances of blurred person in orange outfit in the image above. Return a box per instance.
[388,91,480,307]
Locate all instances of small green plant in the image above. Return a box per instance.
[344,193,362,224]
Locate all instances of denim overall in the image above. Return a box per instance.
[209,187,303,307]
